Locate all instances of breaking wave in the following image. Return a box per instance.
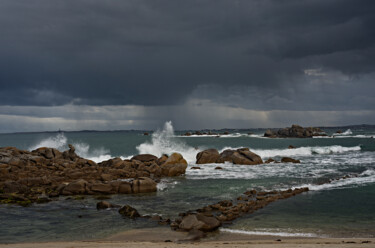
[292,169,375,192]
[136,121,198,163]
[220,228,319,237]
[251,145,361,158]
[28,133,111,163]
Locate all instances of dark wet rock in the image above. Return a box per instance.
[118,205,140,218]
[143,132,149,136]
[288,145,296,149]
[336,130,343,134]
[191,166,201,170]
[264,125,324,138]
[264,158,275,164]
[196,149,220,164]
[215,166,223,170]
[96,201,120,210]
[281,157,301,163]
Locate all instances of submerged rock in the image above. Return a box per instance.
[118,205,140,218]
[281,157,301,163]
[96,201,120,210]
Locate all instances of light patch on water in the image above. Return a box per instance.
[220,228,319,237]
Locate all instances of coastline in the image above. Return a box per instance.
[1,228,374,248]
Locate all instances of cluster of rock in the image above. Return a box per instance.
[196,148,263,165]
[264,125,325,138]
[107,187,309,240]
[182,131,230,136]
[0,146,187,206]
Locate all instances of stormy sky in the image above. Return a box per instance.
[0,0,375,132]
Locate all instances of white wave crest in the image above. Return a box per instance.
[292,169,375,191]
[250,145,361,158]
[137,121,198,163]
[220,228,318,237]
[29,133,68,151]
[28,133,111,163]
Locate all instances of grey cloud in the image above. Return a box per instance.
[0,0,374,113]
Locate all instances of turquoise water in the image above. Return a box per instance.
[0,123,374,242]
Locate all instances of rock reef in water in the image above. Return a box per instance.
[264,124,325,138]
[196,148,263,165]
[0,146,188,206]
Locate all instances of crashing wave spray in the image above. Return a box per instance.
[28,133,111,163]
[137,121,198,163]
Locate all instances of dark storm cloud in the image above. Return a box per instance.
[0,0,374,109]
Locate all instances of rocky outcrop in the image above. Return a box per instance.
[264,125,325,138]
[196,148,263,165]
[160,153,187,177]
[168,187,310,237]
[0,146,188,206]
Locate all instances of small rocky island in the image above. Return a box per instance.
[264,124,326,138]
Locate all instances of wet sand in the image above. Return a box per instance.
[1,228,373,248]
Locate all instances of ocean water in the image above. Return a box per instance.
[0,122,375,242]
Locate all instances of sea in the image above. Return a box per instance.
[0,121,374,243]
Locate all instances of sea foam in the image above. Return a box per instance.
[220,228,319,237]
[28,133,111,163]
[136,121,198,163]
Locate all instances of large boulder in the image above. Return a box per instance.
[32,147,62,159]
[216,148,263,165]
[61,179,88,195]
[196,149,220,164]
[161,153,187,177]
[132,177,157,193]
[131,154,158,162]
[237,148,263,164]
[179,214,221,232]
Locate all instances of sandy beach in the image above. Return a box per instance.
[1,228,374,248]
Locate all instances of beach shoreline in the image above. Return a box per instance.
[1,228,374,248]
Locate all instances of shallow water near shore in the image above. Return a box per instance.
[0,123,375,243]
